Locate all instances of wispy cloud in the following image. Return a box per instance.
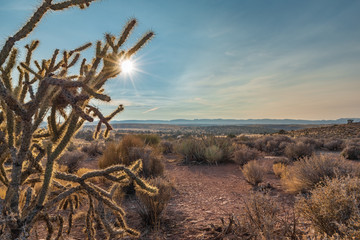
[142,107,159,114]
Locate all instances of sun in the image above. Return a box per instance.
[120,59,135,74]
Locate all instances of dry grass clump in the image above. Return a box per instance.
[273,162,287,178]
[136,177,173,226]
[284,142,314,160]
[297,176,360,238]
[242,160,264,186]
[323,138,345,151]
[58,150,87,173]
[160,140,173,154]
[254,135,294,156]
[98,141,122,169]
[282,154,355,193]
[231,144,261,166]
[204,145,224,164]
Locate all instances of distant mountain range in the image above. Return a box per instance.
[100,118,360,126]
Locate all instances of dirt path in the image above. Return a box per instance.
[130,155,295,239]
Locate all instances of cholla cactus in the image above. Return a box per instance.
[0,0,156,239]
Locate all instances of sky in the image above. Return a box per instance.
[1,0,360,120]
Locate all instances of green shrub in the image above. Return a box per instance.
[297,177,360,237]
[204,145,224,164]
[176,138,206,163]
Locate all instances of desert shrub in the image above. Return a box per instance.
[160,140,173,154]
[341,145,360,160]
[81,142,104,157]
[98,142,122,169]
[242,160,264,186]
[254,135,294,156]
[298,137,324,150]
[75,129,94,141]
[273,163,287,178]
[119,135,145,165]
[58,150,87,173]
[137,134,161,146]
[67,142,78,152]
[282,154,356,193]
[129,147,164,178]
[323,138,345,151]
[297,177,360,237]
[204,145,224,164]
[284,142,314,160]
[231,144,261,166]
[136,177,173,226]
[176,138,206,163]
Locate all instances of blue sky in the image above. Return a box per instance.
[1,0,360,120]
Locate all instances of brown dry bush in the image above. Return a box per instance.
[98,141,122,169]
[212,193,301,239]
[136,134,161,146]
[160,140,173,154]
[58,150,87,173]
[254,135,294,156]
[231,144,261,166]
[298,137,324,149]
[119,135,145,165]
[323,138,345,151]
[282,154,356,193]
[341,145,360,160]
[81,141,104,157]
[284,142,314,160]
[136,177,173,226]
[297,176,360,238]
[129,147,164,178]
[242,160,264,186]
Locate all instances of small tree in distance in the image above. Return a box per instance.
[0,0,156,238]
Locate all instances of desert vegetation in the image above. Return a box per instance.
[1,1,360,239]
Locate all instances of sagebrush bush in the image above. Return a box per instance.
[119,135,145,165]
[284,142,314,160]
[81,141,104,157]
[298,137,323,150]
[98,142,122,169]
[297,177,360,237]
[323,138,345,151]
[282,154,356,193]
[254,135,294,156]
[176,138,206,163]
[129,147,164,178]
[242,160,264,186]
[231,144,261,166]
[204,145,224,164]
[58,150,87,173]
[160,140,173,154]
[341,145,360,160]
[136,177,173,226]
[136,134,161,146]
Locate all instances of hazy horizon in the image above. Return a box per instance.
[1,0,360,120]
